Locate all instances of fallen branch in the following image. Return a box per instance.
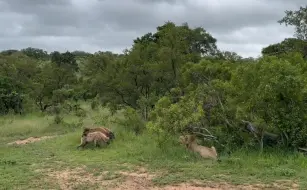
[298,147,307,152]
[192,131,217,139]
[192,126,213,136]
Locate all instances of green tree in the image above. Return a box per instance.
[0,52,41,114]
[21,47,49,60]
[0,49,19,56]
[278,6,307,40]
[230,56,307,148]
[262,38,307,58]
[51,51,79,72]
[30,51,78,112]
[82,22,218,120]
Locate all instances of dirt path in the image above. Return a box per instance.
[7,135,56,145]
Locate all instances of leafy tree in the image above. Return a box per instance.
[21,47,49,60]
[71,50,92,57]
[51,51,79,72]
[262,38,307,58]
[217,51,243,62]
[0,49,19,56]
[0,52,40,114]
[230,56,307,148]
[278,6,307,40]
[29,51,78,112]
[82,22,218,120]
[0,76,23,114]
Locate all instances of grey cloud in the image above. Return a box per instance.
[215,24,295,45]
[0,0,305,57]
[5,0,71,13]
[134,0,183,4]
[218,42,265,58]
[216,24,295,57]
[270,0,307,5]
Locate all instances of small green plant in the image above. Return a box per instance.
[273,167,296,177]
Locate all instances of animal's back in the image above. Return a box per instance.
[84,126,115,140]
[83,126,110,135]
[196,145,218,159]
[86,131,109,142]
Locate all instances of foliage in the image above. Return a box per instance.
[278,6,307,40]
[21,47,49,60]
[2,15,307,152]
[262,38,307,58]
[54,114,63,124]
[230,56,307,148]
[114,107,146,135]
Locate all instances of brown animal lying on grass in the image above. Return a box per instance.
[82,126,115,141]
[179,134,219,161]
[77,131,110,149]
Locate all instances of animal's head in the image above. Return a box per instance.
[179,135,188,145]
[179,134,196,146]
[109,131,115,140]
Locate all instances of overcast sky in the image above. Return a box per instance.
[0,0,305,58]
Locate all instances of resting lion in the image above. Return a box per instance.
[179,134,218,161]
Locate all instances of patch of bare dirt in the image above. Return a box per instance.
[44,166,117,190]
[38,166,299,190]
[272,180,299,190]
[7,135,56,145]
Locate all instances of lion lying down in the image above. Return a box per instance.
[179,134,219,161]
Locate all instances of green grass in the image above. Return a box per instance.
[0,105,306,189]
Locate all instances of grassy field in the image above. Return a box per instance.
[0,105,306,189]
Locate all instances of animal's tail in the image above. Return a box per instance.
[211,146,222,162]
[211,146,216,153]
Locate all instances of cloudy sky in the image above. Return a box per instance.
[0,0,305,58]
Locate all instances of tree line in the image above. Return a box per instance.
[1,6,307,152]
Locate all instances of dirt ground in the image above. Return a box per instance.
[7,136,56,145]
[40,166,299,190]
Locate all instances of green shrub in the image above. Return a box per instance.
[114,107,145,135]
